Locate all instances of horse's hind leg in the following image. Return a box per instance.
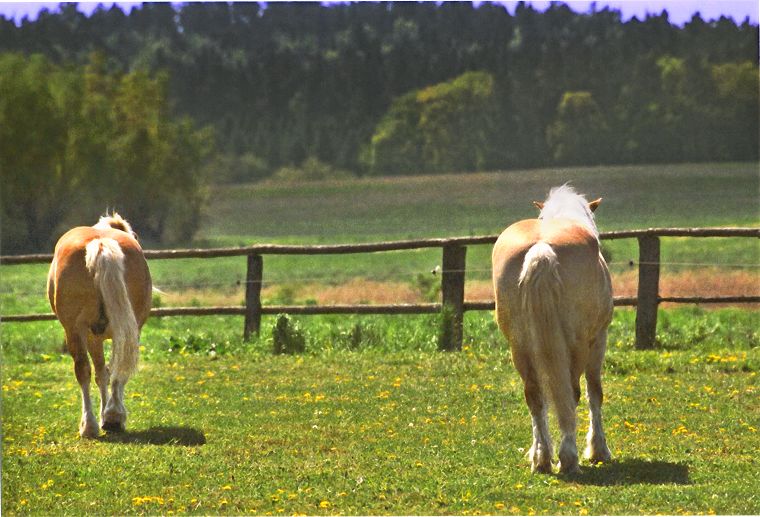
[67,328,99,438]
[103,376,127,432]
[514,351,553,473]
[553,370,582,474]
[103,334,132,432]
[584,330,612,463]
[86,335,110,429]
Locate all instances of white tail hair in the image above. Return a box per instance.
[85,238,139,383]
[518,242,577,420]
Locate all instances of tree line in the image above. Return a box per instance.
[0,52,212,252]
[1,2,757,251]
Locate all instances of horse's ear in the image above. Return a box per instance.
[588,198,602,212]
[532,201,544,211]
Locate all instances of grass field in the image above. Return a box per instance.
[2,309,760,515]
[2,162,759,515]
[1,162,758,314]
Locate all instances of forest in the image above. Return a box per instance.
[0,2,758,251]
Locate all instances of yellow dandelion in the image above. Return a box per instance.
[319,500,331,508]
[222,485,232,491]
[494,502,505,510]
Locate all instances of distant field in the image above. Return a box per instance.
[2,162,757,315]
[201,162,759,241]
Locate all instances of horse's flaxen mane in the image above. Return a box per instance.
[93,212,136,238]
[538,184,599,238]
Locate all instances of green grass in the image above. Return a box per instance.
[2,163,759,515]
[2,309,759,515]
[203,162,759,241]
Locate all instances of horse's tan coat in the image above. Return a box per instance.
[48,226,151,332]
[492,215,613,474]
[48,222,151,438]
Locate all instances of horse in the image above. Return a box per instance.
[491,185,613,474]
[47,213,152,438]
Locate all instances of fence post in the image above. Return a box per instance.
[635,235,660,350]
[439,244,467,351]
[244,254,263,341]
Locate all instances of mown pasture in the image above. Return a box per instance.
[2,162,758,314]
[2,162,759,515]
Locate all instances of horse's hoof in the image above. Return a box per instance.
[558,461,582,475]
[585,445,612,464]
[102,421,125,433]
[80,418,100,438]
[79,427,99,439]
[531,462,553,474]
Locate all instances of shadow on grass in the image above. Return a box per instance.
[99,426,206,446]
[564,459,690,486]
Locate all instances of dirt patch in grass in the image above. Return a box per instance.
[286,279,421,305]
[155,270,757,308]
[611,269,759,306]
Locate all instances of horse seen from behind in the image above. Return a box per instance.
[47,213,151,438]
[492,185,613,474]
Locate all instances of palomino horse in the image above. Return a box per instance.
[47,213,151,438]
[492,185,613,474]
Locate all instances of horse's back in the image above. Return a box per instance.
[492,218,611,335]
[493,218,600,281]
[48,226,151,328]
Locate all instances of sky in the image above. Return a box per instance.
[0,1,757,26]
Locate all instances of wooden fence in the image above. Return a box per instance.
[1,227,758,350]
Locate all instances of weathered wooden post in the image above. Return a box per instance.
[635,235,660,350]
[439,244,467,351]
[243,254,263,341]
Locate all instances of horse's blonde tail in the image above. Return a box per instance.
[518,242,576,419]
[85,238,139,383]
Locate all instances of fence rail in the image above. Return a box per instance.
[1,227,758,350]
